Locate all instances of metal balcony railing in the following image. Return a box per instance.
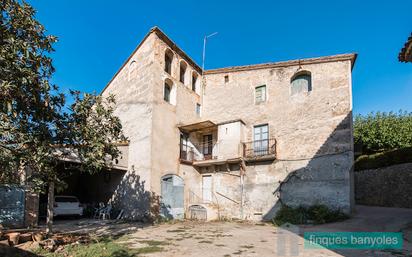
[243,138,276,158]
[180,146,195,162]
[180,142,219,162]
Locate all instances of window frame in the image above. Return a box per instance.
[192,73,198,92]
[196,103,201,116]
[164,49,173,75]
[164,82,171,103]
[179,61,187,84]
[253,124,269,155]
[255,85,267,104]
[290,71,312,96]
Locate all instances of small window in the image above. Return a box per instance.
[192,73,198,92]
[128,61,136,81]
[179,62,187,84]
[164,82,171,103]
[291,71,312,95]
[165,49,173,74]
[224,75,229,83]
[255,85,266,103]
[196,103,201,116]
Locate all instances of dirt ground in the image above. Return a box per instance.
[46,205,412,257]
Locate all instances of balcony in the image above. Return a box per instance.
[242,138,276,162]
[180,141,238,166]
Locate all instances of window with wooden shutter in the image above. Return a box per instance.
[255,85,266,103]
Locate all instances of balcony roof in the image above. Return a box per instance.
[178,120,216,133]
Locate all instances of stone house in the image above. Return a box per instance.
[101,27,356,221]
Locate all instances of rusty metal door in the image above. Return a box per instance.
[0,185,25,228]
[161,175,184,219]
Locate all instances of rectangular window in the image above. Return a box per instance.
[253,124,269,155]
[224,75,229,83]
[192,75,197,92]
[196,103,201,116]
[164,83,171,103]
[255,85,266,103]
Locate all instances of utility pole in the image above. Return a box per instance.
[201,32,218,109]
[202,32,218,73]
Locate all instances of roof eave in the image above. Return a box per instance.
[204,53,358,75]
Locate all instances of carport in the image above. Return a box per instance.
[39,144,129,218]
[39,167,127,218]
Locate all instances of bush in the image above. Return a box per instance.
[273,205,307,225]
[355,147,412,171]
[354,111,412,154]
[273,204,349,226]
[307,205,349,224]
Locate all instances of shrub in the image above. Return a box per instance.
[355,147,412,171]
[273,204,349,226]
[307,205,349,224]
[273,205,307,225]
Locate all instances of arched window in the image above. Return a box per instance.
[128,61,136,81]
[165,49,173,74]
[291,71,312,95]
[192,72,198,92]
[164,80,172,103]
[164,78,176,105]
[179,61,187,84]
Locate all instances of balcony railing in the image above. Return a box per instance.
[180,146,195,162]
[243,138,276,159]
[180,142,219,163]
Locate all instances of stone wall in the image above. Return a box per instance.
[355,163,412,208]
[101,27,355,220]
[202,59,355,217]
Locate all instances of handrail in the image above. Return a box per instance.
[242,138,276,158]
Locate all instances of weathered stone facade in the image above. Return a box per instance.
[355,163,412,208]
[101,27,356,220]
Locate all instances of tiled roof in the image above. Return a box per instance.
[399,33,412,62]
[204,54,357,75]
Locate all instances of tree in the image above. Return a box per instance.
[354,111,412,153]
[0,0,125,234]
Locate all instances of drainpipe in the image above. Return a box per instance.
[240,160,246,220]
[240,171,244,219]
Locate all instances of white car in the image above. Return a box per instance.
[54,196,83,217]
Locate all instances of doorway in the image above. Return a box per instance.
[202,175,212,203]
[161,175,184,219]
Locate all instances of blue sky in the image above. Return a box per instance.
[28,0,412,115]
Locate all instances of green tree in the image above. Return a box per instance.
[354,111,412,153]
[0,0,125,233]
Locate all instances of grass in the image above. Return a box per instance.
[34,235,167,257]
[273,204,349,225]
[35,239,136,257]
